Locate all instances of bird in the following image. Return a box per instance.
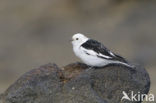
[71,33,132,68]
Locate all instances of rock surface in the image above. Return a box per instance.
[0,62,150,103]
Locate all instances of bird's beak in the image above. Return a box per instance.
[69,38,73,42]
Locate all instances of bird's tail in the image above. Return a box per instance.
[114,54,128,63]
[113,61,135,69]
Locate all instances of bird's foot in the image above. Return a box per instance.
[86,66,94,71]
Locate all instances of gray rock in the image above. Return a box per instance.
[0,62,150,103]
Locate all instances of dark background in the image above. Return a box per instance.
[0,0,156,101]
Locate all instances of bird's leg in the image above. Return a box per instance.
[86,66,94,71]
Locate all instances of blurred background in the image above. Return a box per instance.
[0,0,156,99]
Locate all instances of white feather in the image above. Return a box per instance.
[71,33,132,67]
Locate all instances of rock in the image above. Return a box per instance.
[1,63,64,103]
[0,62,150,103]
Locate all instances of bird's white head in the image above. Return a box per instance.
[71,33,89,47]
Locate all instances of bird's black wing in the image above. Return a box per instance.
[81,39,127,63]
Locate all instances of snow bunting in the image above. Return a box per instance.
[71,33,132,67]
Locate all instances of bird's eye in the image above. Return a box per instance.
[76,38,79,40]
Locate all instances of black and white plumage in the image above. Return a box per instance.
[71,33,131,67]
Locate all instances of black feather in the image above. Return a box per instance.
[81,39,127,63]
